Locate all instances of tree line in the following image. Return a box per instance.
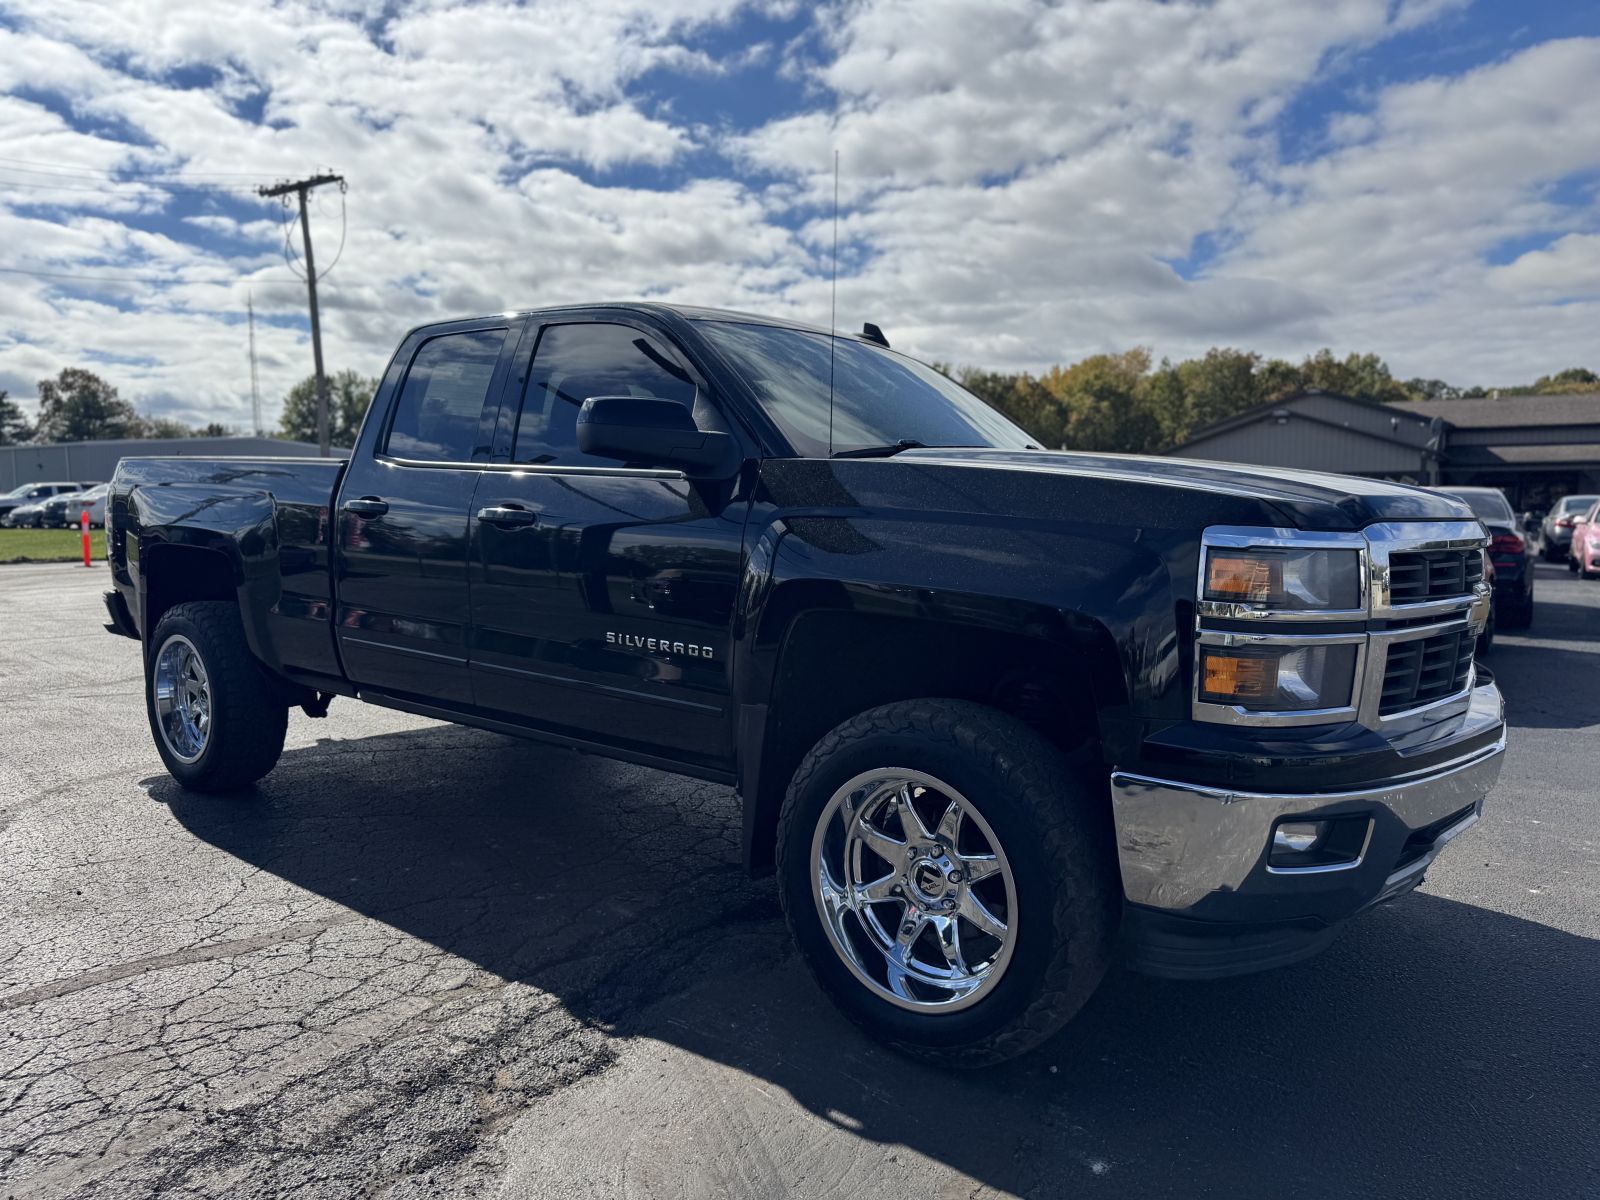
[936,353,1600,457]
[2,356,1593,456]
[0,369,234,446]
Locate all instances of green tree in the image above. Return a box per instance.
[1401,378,1460,402]
[1040,348,1162,454]
[0,390,32,446]
[1533,367,1600,393]
[1297,349,1410,405]
[1173,348,1265,434]
[35,368,142,442]
[279,370,375,446]
[144,415,195,439]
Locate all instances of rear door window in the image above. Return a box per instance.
[386,329,508,462]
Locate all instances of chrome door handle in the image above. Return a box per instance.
[344,497,389,518]
[477,505,538,528]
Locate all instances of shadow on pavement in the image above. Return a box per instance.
[147,725,1599,1198]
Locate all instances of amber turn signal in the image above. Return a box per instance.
[1201,651,1278,702]
[1206,554,1281,602]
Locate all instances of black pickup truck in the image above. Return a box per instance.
[105,304,1505,1065]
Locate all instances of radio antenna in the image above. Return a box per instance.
[828,149,839,455]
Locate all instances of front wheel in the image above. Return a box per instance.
[145,601,288,792]
[777,700,1117,1067]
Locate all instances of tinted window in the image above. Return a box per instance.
[696,320,1033,458]
[386,329,506,462]
[1561,495,1597,513]
[514,322,697,466]
[1443,489,1514,522]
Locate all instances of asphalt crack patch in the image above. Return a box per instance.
[0,916,360,1012]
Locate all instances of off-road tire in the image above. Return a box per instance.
[145,601,287,792]
[776,699,1118,1067]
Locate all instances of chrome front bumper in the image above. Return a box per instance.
[1110,686,1505,915]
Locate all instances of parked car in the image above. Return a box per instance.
[5,500,48,528]
[1567,498,1600,579]
[105,303,1505,1066]
[0,481,92,526]
[39,483,107,528]
[1431,486,1532,628]
[1540,494,1598,562]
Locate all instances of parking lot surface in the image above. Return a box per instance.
[2,561,1597,1199]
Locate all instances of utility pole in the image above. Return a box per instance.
[258,173,344,456]
[247,291,262,437]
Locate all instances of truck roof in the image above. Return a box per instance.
[406,302,852,343]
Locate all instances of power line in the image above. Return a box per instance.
[0,154,285,181]
[0,174,266,196]
[0,265,304,285]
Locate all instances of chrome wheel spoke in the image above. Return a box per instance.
[959,890,1008,940]
[854,815,905,862]
[934,798,962,845]
[931,915,965,974]
[896,785,935,842]
[956,853,1001,884]
[856,872,901,906]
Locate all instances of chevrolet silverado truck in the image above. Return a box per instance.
[104,304,1506,1065]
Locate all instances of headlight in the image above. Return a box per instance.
[1203,547,1361,611]
[1198,644,1359,712]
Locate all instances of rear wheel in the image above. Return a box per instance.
[777,700,1117,1067]
[145,602,287,792]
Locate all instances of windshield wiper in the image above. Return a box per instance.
[830,439,929,459]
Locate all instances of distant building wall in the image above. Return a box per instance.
[1174,420,1426,476]
[0,437,332,492]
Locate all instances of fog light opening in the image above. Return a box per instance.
[1268,815,1371,870]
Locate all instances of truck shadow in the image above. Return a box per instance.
[147,725,1599,1198]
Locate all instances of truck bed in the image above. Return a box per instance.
[109,456,349,687]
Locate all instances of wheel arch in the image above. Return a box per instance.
[737,601,1127,874]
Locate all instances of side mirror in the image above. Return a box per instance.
[576,396,734,475]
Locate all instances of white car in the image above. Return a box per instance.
[41,483,109,528]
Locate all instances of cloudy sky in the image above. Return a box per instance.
[1,0,1597,433]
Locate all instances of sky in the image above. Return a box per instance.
[0,0,1598,434]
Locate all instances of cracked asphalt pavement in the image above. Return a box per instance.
[2,561,1597,1199]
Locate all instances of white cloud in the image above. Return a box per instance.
[1488,234,1600,301]
[0,0,1595,434]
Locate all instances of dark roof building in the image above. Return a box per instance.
[1169,390,1600,510]
[0,435,331,493]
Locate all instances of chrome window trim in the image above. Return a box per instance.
[380,454,687,480]
[1194,521,1488,730]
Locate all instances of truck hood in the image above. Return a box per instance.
[900,448,1473,531]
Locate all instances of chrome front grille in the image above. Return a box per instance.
[1378,628,1475,716]
[1388,549,1484,603]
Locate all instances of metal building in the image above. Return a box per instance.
[1170,390,1600,510]
[0,436,331,493]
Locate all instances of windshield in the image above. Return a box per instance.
[1442,489,1515,522]
[3,484,37,499]
[1560,495,1597,513]
[696,320,1035,458]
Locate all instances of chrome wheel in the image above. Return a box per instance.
[811,768,1019,1012]
[153,634,212,764]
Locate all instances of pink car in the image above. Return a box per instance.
[1570,498,1600,579]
